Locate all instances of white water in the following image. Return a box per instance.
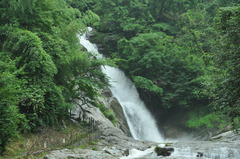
[79,27,164,143]
[170,147,240,159]
[120,146,158,159]
[78,28,240,159]
[102,66,164,142]
[120,142,240,159]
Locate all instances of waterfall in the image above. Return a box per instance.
[79,27,164,142]
[77,28,240,159]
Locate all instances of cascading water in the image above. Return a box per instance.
[78,28,240,159]
[79,27,164,142]
[101,66,164,142]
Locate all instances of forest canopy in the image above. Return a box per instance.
[89,0,240,134]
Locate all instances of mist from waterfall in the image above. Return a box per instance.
[79,27,164,142]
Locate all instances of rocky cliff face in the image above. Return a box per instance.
[101,88,131,136]
[44,89,156,159]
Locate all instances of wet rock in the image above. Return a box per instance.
[96,88,131,136]
[102,87,112,97]
[196,152,203,157]
[109,97,131,136]
[123,149,130,156]
[100,87,131,136]
[211,128,240,142]
[166,140,240,159]
[155,146,174,156]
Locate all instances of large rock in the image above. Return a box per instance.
[109,97,131,136]
[44,97,157,159]
[211,128,240,142]
[79,101,156,150]
[101,87,131,136]
[155,147,174,156]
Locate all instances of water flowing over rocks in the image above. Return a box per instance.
[44,98,240,159]
[163,140,240,159]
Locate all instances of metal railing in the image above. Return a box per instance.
[24,117,102,156]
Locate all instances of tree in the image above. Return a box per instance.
[0,27,62,129]
[117,32,205,109]
[210,6,240,128]
[65,0,97,12]
[0,0,112,154]
[0,53,26,154]
[0,0,36,25]
[0,0,109,132]
[94,0,154,37]
[56,50,109,108]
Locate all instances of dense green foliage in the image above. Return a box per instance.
[210,6,240,128]
[117,32,205,109]
[0,54,25,154]
[88,0,240,132]
[0,0,108,154]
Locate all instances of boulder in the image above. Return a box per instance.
[155,146,174,156]
[98,87,131,136]
[196,152,203,157]
[44,97,157,159]
[109,97,131,136]
[211,128,240,142]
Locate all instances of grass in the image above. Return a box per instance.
[74,140,100,151]
[96,103,117,126]
[1,121,100,159]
